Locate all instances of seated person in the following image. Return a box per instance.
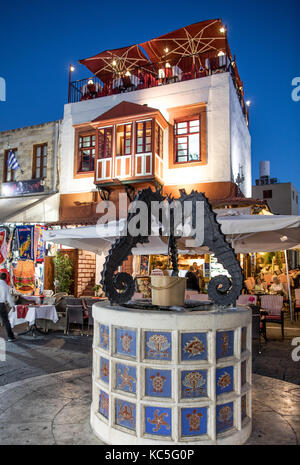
[269,277,286,296]
[254,278,266,293]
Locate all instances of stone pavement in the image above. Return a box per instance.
[0,367,299,445]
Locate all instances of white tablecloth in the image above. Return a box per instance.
[9,305,58,328]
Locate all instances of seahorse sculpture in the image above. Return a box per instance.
[101,188,243,306]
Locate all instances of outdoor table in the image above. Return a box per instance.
[9,305,58,336]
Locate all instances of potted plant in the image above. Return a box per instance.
[53,252,73,294]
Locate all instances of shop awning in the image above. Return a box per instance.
[0,193,58,223]
[43,214,300,255]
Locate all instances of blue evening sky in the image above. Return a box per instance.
[0,0,299,193]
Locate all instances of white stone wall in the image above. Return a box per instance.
[229,79,252,197]
[60,73,251,195]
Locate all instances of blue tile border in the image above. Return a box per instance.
[100,324,109,351]
[181,407,208,436]
[115,398,136,431]
[99,390,109,419]
[181,369,207,398]
[181,332,207,361]
[100,356,109,384]
[216,401,234,433]
[116,363,136,394]
[216,366,234,395]
[216,330,234,359]
[145,331,172,360]
[145,368,172,398]
[145,406,172,436]
[116,328,137,359]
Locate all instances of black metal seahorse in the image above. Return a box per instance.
[177,190,243,306]
[101,188,243,306]
[101,188,165,304]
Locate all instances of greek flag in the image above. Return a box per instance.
[7,147,20,170]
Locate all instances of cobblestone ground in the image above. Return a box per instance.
[0,325,92,386]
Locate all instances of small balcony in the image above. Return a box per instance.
[68,52,248,123]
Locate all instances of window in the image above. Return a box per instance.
[3,148,17,182]
[136,121,152,153]
[77,134,95,172]
[33,144,48,179]
[116,124,132,156]
[99,127,113,159]
[263,190,272,199]
[155,123,164,158]
[175,119,200,163]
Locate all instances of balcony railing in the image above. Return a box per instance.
[68,52,248,123]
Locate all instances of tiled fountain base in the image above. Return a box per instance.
[91,302,252,445]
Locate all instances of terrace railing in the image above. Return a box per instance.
[68,52,248,123]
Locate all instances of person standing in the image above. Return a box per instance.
[186,266,200,292]
[0,272,16,342]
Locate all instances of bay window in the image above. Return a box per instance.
[155,123,164,158]
[116,124,132,156]
[136,121,152,153]
[99,127,113,159]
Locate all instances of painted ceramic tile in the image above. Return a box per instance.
[241,327,247,353]
[145,406,172,436]
[216,366,234,395]
[241,361,247,386]
[100,324,109,351]
[216,330,234,359]
[100,356,109,384]
[115,399,136,431]
[241,395,247,420]
[145,331,172,360]
[145,368,171,398]
[181,332,207,361]
[216,401,234,433]
[181,369,207,398]
[116,328,136,358]
[99,390,109,418]
[181,407,207,437]
[116,363,136,394]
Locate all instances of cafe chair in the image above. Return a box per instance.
[66,306,84,335]
[251,305,262,355]
[237,295,258,306]
[294,289,300,320]
[87,306,94,334]
[185,291,209,301]
[260,295,285,339]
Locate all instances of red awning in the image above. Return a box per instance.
[79,44,152,83]
[140,19,229,71]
